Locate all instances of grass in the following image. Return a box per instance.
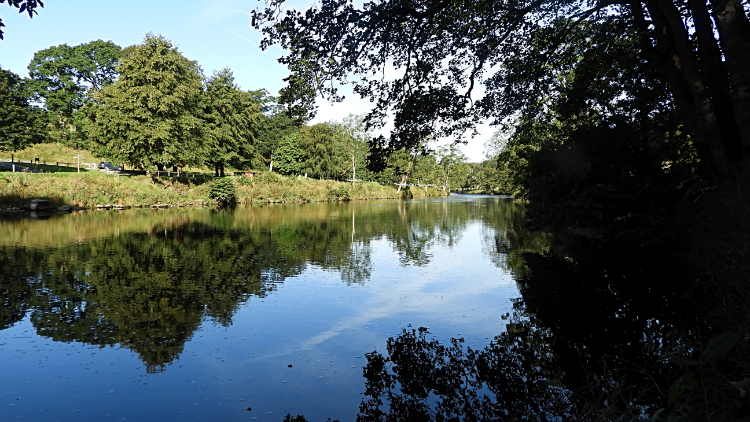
[3,143,104,166]
[0,171,446,208]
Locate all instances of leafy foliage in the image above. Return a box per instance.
[0,66,45,151]
[203,68,263,176]
[84,34,205,170]
[0,0,43,39]
[274,132,304,175]
[255,111,299,171]
[208,177,236,207]
[253,0,750,183]
[299,122,349,179]
[27,39,122,148]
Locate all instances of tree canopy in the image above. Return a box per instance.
[84,34,204,170]
[0,66,44,151]
[253,0,750,182]
[27,40,121,115]
[203,68,263,176]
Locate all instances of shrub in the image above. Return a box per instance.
[327,186,350,200]
[209,177,236,206]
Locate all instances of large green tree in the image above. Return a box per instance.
[255,110,299,171]
[27,39,121,147]
[253,0,750,183]
[84,34,205,170]
[434,144,468,192]
[203,68,263,176]
[274,131,304,175]
[299,122,348,179]
[0,66,44,151]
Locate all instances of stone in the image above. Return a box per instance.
[30,199,52,211]
[58,205,72,212]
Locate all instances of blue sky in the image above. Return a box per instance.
[1,0,490,161]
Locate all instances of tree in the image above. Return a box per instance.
[253,0,750,183]
[255,109,298,171]
[27,40,121,147]
[274,131,304,175]
[435,144,468,192]
[0,66,44,151]
[84,34,205,170]
[0,0,42,40]
[336,114,372,183]
[299,122,347,179]
[204,68,263,176]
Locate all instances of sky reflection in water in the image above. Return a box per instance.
[0,195,523,421]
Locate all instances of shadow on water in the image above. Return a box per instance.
[341,240,749,421]
[282,235,749,420]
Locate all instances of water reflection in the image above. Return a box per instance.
[5,196,735,421]
[0,196,526,374]
[351,236,749,421]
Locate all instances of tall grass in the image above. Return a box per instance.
[0,171,445,208]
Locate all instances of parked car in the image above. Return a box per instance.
[98,162,124,171]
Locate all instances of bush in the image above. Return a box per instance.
[209,177,236,206]
[327,186,350,200]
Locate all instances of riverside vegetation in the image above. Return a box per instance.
[0,170,445,210]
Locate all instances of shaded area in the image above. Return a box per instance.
[350,242,750,421]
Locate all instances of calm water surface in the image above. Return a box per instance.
[0,195,528,421]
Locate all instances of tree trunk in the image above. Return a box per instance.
[641,0,731,176]
[397,173,408,194]
[631,1,698,137]
[710,0,750,159]
[689,0,744,161]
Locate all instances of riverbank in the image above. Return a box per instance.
[0,171,446,209]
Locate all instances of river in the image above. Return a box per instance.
[0,195,527,421]
[0,194,744,421]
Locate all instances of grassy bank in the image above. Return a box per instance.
[0,171,445,208]
[2,144,103,166]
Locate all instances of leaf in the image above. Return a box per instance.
[702,332,740,361]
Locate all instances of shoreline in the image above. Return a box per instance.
[0,171,447,213]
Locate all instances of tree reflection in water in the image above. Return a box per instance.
[0,199,482,373]
[1,199,747,419]
[349,241,749,421]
